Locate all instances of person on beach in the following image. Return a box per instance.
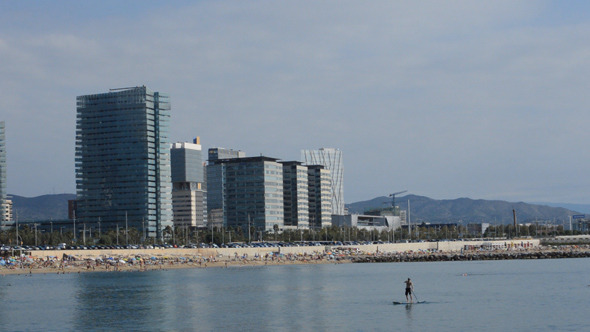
[404,278,414,303]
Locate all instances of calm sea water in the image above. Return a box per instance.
[0,258,589,331]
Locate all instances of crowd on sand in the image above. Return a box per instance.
[1,244,589,276]
[0,250,342,275]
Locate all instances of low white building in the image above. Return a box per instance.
[331,214,403,232]
[1,199,11,223]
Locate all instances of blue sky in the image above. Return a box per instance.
[1,1,590,204]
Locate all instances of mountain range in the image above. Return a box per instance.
[346,195,584,225]
[10,194,75,221]
[7,193,586,224]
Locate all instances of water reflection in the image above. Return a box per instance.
[73,271,165,331]
[3,259,589,331]
[0,273,77,329]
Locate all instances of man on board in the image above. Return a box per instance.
[404,278,414,303]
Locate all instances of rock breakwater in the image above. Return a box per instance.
[352,248,590,263]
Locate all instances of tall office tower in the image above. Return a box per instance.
[75,86,173,241]
[206,147,245,227]
[307,165,332,228]
[171,138,207,227]
[280,161,309,229]
[301,148,344,215]
[0,121,7,223]
[217,157,283,232]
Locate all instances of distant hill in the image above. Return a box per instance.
[10,194,75,221]
[346,195,580,225]
[533,202,590,214]
[7,193,583,225]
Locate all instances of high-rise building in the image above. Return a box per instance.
[206,147,245,227]
[307,165,332,228]
[0,121,7,223]
[171,138,207,228]
[301,148,344,215]
[280,161,309,229]
[215,156,284,232]
[75,86,173,240]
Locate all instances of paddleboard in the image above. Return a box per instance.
[392,301,425,305]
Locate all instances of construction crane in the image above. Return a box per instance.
[389,190,408,216]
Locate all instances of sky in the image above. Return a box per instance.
[1,0,590,204]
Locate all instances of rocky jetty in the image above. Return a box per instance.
[351,248,590,263]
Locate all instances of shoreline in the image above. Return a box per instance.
[2,245,589,276]
[0,252,343,276]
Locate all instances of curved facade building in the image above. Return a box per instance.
[301,148,344,215]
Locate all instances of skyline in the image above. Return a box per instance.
[2,1,590,204]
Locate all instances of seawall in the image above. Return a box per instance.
[352,249,590,263]
[28,239,540,260]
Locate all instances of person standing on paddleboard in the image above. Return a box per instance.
[404,278,414,303]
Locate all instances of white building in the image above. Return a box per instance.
[0,121,8,223]
[332,214,403,232]
[171,138,207,227]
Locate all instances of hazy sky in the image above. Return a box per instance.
[1,1,590,204]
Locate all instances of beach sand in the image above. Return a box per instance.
[0,255,344,276]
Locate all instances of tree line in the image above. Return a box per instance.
[0,222,585,247]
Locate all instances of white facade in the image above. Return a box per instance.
[1,199,10,223]
[171,138,207,227]
[172,186,207,227]
[301,148,344,215]
[0,121,7,223]
[332,214,403,232]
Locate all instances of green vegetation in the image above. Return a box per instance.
[0,223,586,247]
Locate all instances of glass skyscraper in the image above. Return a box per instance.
[307,165,332,228]
[75,86,173,240]
[206,147,245,227]
[302,148,344,215]
[213,156,284,232]
[280,161,309,229]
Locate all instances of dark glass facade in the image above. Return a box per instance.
[75,86,172,240]
[213,157,283,232]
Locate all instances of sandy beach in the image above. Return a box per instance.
[2,243,589,276]
[0,251,343,276]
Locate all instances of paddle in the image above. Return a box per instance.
[412,290,419,302]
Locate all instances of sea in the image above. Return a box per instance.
[0,258,589,331]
